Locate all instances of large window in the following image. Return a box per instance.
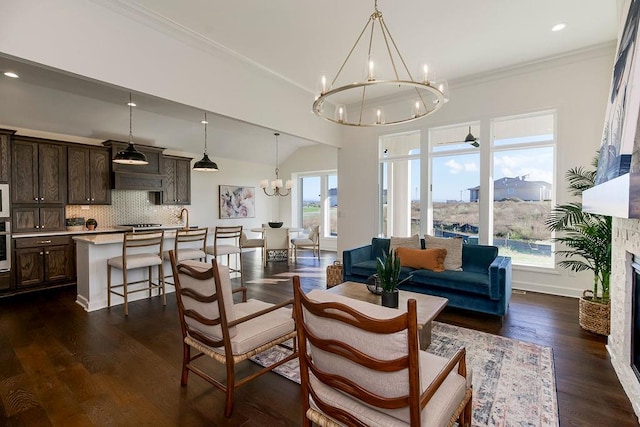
[379,131,420,237]
[299,172,337,237]
[491,112,555,267]
[429,123,480,242]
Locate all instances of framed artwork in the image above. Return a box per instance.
[219,185,256,219]
[595,0,640,185]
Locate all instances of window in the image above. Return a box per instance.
[299,172,337,238]
[491,112,555,267]
[379,131,421,237]
[429,123,480,243]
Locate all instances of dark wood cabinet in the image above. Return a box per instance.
[12,207,65,233]
[68,145,111,205]
[0,129,15,183]
[14,236,73,288]
[12,137,66,205]
[158,155,191,205]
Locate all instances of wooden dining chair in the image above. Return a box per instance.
[162,227,208,285]
[292,276,473,426]
[169,251,298,417]
[291,225,320,261]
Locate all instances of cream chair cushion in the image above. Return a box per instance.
[163,248,206,261]
[304,290,467,427]
[107,253,162,269]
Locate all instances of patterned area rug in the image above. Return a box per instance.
[251,321,558,427]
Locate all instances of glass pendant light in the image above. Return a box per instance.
[193,112,219,172]
[113,93,148,165]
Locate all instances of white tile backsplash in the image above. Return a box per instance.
[65,190,183,228]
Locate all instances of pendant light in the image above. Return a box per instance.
[193,112,219,172]
[113,93,148,165]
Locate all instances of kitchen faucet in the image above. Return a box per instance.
[179,208,189,230]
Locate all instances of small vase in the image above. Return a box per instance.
[381,289,399,308]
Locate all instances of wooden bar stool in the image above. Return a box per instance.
[206,226,243,280]
[163,227,208,285]
[107,230,165,316]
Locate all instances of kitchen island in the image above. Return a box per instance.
[74,229,214,312]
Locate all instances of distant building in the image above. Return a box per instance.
[469,176,551,202]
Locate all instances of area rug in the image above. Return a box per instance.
[251,321,558,427]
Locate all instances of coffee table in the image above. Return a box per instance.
[327,281,448,349]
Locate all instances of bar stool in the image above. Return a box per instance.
[163,227,208,285]
[206,226,243,280]
[107,230,165,316]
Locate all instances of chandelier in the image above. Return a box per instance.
[260,133,292,197]
[313,0,448,127]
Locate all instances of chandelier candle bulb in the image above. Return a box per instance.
[422,64,429,83]
[368,60,375,81]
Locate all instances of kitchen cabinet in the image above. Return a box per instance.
[14,236,73,288]
[0,128,15,183]
[68,145,111,205]
[12,207,65,233]
[157,155,191,205]
[12,137,67,205]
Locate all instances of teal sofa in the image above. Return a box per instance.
[342,237,512,317]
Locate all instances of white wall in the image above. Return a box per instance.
[338,45,616,297]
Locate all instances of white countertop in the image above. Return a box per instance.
[73,226,210,245]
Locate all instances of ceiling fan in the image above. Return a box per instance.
[462,126,480,147]
[437,126,480,148]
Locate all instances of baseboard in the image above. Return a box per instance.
[512,279,582,298]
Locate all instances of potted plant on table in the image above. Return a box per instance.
[546,157,612,335]
[376,249,402,308]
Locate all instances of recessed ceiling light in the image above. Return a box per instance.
[3,71,19,78]
[552,23,566,32]
[127,101,136,107]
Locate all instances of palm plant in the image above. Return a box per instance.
[545,157,612,303]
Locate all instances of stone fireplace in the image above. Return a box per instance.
[608,217,640,419]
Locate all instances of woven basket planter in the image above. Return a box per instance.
[579,290,610,336]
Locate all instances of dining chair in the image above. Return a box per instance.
[239,230,265,263]
[168,252,298,417]
[206,225,243,280]
[107,230,165,316]
[292,276,473,426]
[263,227,290,267]
[291,224,320,261]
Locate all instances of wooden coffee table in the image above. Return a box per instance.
[327,281,448,350]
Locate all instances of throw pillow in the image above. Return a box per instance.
[396,247,447,272]
[424,235,463,271]
[389,235,421,253]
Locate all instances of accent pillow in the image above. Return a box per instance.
[396,247,447,272]
[424,235,463,271]
[389,235,421,253]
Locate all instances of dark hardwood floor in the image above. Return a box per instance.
[0,250,636,426]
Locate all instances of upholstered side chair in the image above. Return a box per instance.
[291,225,320,261]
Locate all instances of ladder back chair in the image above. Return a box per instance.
[169,251,298,417]
[163,227,208,284]
[292,277,473,427]
[206,226,243,280]
[107,230,165,316]
[239,230,265,264]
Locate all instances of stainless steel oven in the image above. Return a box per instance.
[0,221,10,272]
